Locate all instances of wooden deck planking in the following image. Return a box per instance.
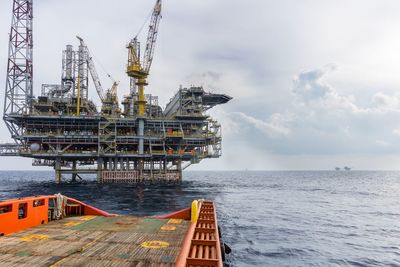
[0,215,190,267]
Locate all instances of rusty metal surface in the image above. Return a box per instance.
[0,215,190,266]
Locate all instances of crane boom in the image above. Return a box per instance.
[126,0,162,116]
[76,36,105,102]
[143,0,162,73]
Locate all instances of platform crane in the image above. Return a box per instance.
[126,0,162,117]
[77,36,120,116]
[76,36,105,103]
[102,81,121,116]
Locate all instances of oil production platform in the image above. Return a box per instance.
[1,0,231,183]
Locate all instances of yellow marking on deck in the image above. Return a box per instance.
[141,240,170,249]
[168,218,182,224]
[161,225,176,231]
[80,234,105,251]
[63,221,83,227]
[79,215,96,221]
[20,234,49,242]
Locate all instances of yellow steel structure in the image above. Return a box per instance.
[126,0,162,116]
[126,41,147,116]
[191,200,199,223]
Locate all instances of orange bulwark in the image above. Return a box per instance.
[0,195,226,266]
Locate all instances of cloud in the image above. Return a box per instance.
[292,64,361,113]
[392,127,400,136]
[293,64,337,102]
[287,65,399,153]
[375,140,389,147]
[233,112,291,138]
[216,64,400,158]
[372,92,400,111]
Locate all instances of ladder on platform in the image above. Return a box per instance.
[98,120,117,154]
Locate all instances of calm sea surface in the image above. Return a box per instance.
[1,170,400,266]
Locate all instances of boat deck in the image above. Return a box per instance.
[0,215,190,267]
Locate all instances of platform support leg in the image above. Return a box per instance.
[138,159,143,181]
[55,158,61,184]
[108,158,112,171]
[120,158,124,170]
[138,119,144,155]
[150,160,154,179]
[177,160,182,183]
[72,161,77,182]
[97,158,103,183]
[113,158,117,171]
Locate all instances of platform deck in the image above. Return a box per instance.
[0,215,190,267]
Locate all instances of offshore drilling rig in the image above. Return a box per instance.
[1,0,231,183]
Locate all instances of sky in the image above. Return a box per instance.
[1,0,400,170]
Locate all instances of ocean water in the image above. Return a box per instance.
[1,170,400,266]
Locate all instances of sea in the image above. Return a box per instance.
[1,170,400,266]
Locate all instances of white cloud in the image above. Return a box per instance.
[233,112,291,138]
[392,128,400,136]
[375,140,389,147]
[292,64,361,113]
[293,64,337,102]
[372,92,400,111]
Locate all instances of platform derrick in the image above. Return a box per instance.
[1,0,232,183]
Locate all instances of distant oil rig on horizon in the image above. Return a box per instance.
[0,0,231,183]
[335,166,352,171]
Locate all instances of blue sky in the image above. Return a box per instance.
[1,0,400,170]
